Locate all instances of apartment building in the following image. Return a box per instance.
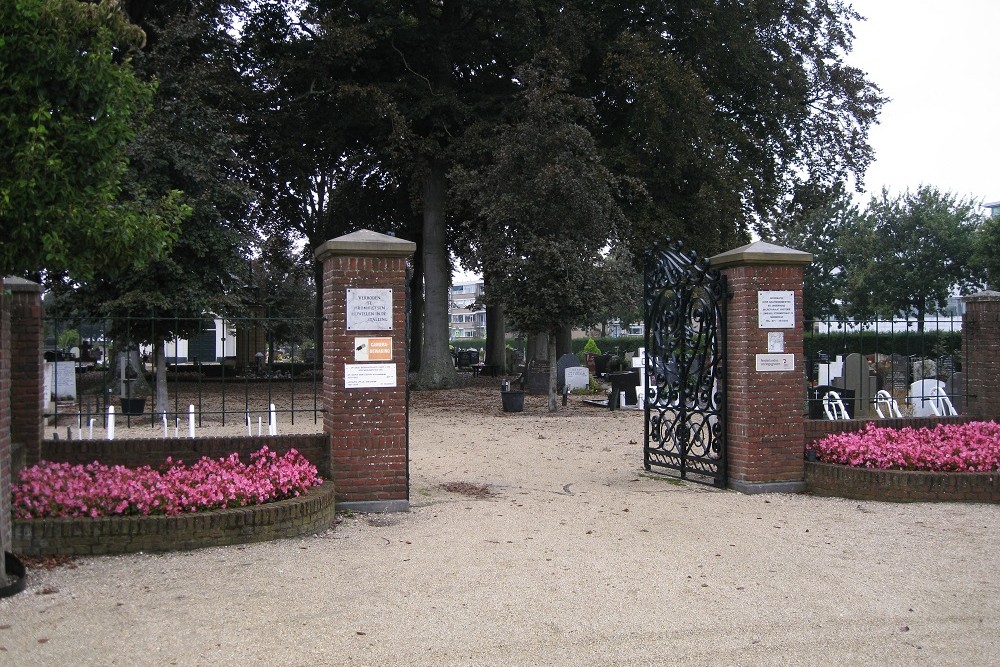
[449,280,486,340]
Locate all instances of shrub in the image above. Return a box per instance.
[812,422,1000,472]
[13,446,321,519]
[581,338,602,355]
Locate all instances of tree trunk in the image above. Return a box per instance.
[526,332,547,365]
[406,213,424,374]
[556,325,572,358]
[547,333,558,412]
[414,163,457,389]
[485,302,506,372]
[312,257,324,368]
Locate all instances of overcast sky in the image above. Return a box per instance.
[847,1,999,207]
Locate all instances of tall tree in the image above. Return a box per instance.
[48,0,257,414]
[0,0,183,280]
[842,186,984,329]
[243,1,884,390]
[0,0,183,589]
[452,49,628,410]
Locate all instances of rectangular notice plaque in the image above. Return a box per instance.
[354,337,393,361]
[347,289,393,331]
[756,354,795,372]
[345,363,397,388]
[758,290,795,329]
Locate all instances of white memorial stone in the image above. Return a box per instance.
[564,366,590,391]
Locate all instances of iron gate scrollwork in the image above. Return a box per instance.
[643,242,727,487]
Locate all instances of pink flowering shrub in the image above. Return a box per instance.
[813,421,1000,472]
[13,447,321,519]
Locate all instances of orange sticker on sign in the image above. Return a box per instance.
[354,337,393,361]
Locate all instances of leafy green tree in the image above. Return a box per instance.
[241,1,884,391]
[452,50,628,409]
[972,212,1000,289]
[47,0,258,414]
[767,182,861,323]
[0,0,183,279]
[842,186,984,330]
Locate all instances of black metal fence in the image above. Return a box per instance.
[42,314,323,436]
[804,314,964,419]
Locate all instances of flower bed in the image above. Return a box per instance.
[806,421,1000,503]
[14,447,321,519]
[811,421,1000,472]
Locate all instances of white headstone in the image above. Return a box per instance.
[46,361,77,400]
[564,366,590,391]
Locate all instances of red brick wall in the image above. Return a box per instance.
[0,286,11,551]
[962,293,1000,421]
[8,281,43,466]
[723,264,806,488]
[321,253,410,505]
[805,462,1000,503]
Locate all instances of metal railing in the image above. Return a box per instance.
[43,313,324,436]
[804,313,965,419]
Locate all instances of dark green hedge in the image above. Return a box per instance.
[803,330,961,360]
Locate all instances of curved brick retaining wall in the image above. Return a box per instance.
[805,462,1000,503]
[12,480,336,556]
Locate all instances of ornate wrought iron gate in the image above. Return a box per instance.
[643,242,727,487]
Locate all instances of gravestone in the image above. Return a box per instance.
[880,353,910,396]
[45,361,77,400]
[937,355,955,379]
[945,371,964,414]
[564,366,590,392]
[912,358,937,381]
[842,353,875,417]
[556,353,582,391]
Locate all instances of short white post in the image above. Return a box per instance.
[246,411,252,437]
[107,405,116,441]
[162,412,168,438]
[88,418,94,440]
[257,417,262,437]
[188,404,195,438]
[269,403,277,436]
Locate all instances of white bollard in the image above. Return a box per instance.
[107,405,115,441]
[188,404,195,438]
[246,412,252,437]
[162,412,168,438]
[88,418,94,440]
[174,418,179,438]
[258,417,262,437]
[269,403,277,436]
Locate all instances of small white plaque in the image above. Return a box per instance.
[767,332,785,353]
[345,363,397,388]
[756,354,795,372]
[758,290,795,329]
[347,289,393,331]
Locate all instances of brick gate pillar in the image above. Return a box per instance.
[315,230,416,513]
[710,242,812,494]
[961,291,1000,421]
[6,278,44,468]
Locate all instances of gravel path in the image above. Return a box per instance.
[3,383,999,666]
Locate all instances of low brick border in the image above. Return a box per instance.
[12,480,336,557]
[805,462,1000,503]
